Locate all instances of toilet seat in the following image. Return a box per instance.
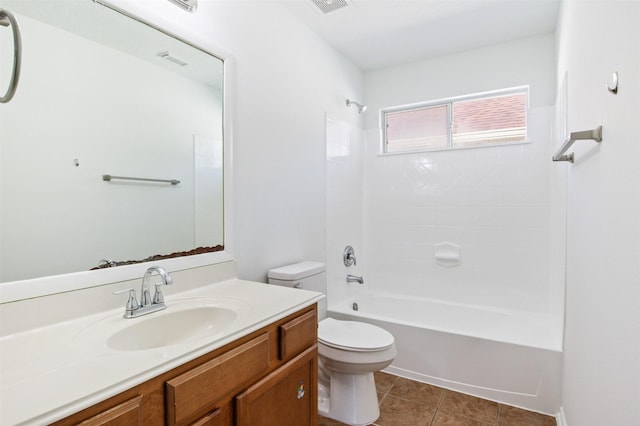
[319,318,394,352]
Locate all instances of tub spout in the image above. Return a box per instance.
[347,274,364,284]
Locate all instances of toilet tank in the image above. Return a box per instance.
[268,261,325,291]
[268,261,327,318]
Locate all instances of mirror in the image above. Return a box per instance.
[0,0,225,283]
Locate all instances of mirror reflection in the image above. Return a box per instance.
[0,0,224,282]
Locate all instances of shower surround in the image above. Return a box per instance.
[362,106,564,314]
[326,104,564,413]
[327,103,565,313]
[325,35,565,414]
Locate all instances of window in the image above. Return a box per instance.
[383,87,528,153]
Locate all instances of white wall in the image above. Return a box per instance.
[556,2,640,424]
[355,34,563,313]
[197,3,363,281]
[363,34,557,130]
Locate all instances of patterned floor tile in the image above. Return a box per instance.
[498,404,556,426]
[432,411,496,425]
[439,390,499,424]
[376,394,435,426]
[387,376,444,408]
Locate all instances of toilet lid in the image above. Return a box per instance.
[318,318,394,351]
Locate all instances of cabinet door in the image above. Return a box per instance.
[189,408,224,426]
[236,345,318,426]
[77,395,143,426]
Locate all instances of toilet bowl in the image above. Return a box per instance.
[318,317,396,426]
[267,261,396,426]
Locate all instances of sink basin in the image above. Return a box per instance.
[107,306,237,351]
[75,297,249,351]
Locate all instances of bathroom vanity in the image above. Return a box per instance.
[55,305,318,426]
[0,263,323,425]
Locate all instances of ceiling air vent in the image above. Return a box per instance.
[311,0,350,15]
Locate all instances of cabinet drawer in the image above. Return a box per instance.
[279,309,317,360]
[166,333,270,425]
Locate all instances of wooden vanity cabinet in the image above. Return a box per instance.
[52,305,318,426]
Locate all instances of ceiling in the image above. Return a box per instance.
[280,0,561,71]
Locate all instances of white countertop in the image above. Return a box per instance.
[0,279,323,425]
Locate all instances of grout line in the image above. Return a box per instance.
[429,389,446,426]
[373,374,397,426]
[436,388,446,409]
[431,389,499,426]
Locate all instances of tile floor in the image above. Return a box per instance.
[319,372,556,426]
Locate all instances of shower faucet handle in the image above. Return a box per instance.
[343,245,357,267]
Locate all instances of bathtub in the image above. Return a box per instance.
[328,292,563,415]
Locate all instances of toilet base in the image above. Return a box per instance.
[318,371,380,426]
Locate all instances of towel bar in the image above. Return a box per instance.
[102,175,180,185]
[552,126,603,163]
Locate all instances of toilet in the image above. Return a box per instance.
[268,261,396,426]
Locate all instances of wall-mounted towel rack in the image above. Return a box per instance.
[102,174,180,185]
[552,126,603,163]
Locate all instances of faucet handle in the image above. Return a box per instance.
[113,288,140,316]
[153,282,165,305]
[343,245,357,266]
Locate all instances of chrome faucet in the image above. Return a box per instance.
[344,246,363,284]
[141,266,173,306]
[114,266,174,318]
[347,274,364,284]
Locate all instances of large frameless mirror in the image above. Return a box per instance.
[0,0,226,284]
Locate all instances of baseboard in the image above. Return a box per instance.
[556,406,568,426]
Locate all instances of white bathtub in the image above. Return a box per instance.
[328,292,563,415]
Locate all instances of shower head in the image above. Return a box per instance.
[346,99,367,114]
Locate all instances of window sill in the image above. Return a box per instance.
[377,139,532,157]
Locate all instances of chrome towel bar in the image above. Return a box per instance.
[102,175,180,185]
[552,126,603,163]
[0,8,22,103]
